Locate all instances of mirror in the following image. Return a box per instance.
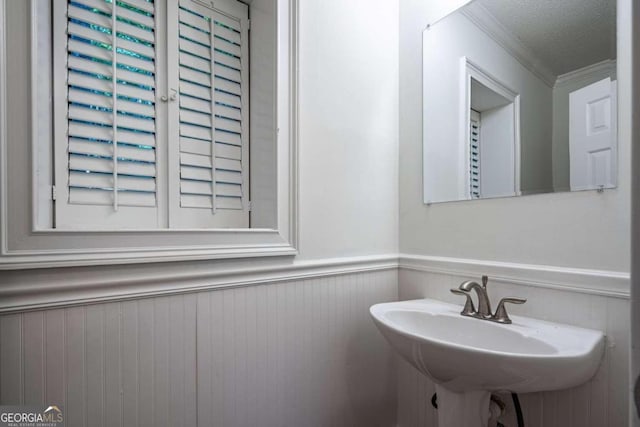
[423,0,617,203]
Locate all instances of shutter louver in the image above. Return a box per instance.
[55,0,160,228]
[470,110,481,199]
[169,0,249,228]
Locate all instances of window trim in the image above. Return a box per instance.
[0,0,299,269]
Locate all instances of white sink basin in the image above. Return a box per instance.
[370,298,605,426]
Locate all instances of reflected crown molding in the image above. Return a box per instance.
[554,59,617,88]
[461,2,557,87]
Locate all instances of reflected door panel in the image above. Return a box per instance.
[569,78,617,191]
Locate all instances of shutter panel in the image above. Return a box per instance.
[54,0,160,228]
[168,0,249,228]
[470,110,481,199]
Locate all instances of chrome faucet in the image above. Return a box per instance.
[450,275,526,324]
[458,275,492,318]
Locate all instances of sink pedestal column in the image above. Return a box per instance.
[434,385,491,427]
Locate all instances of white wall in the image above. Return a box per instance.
[401,0,630,272]
[0,0,400,425]
[400,0,631,425]
[422,12,552,202]
[298,0,399,259]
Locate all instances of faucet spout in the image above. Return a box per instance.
[459,280,492,318]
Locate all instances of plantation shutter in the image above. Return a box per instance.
[54,0,160,229]
[470,109,481,199]
[167,0,250,228]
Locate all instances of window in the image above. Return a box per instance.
[53,0,249,230]
[0,0,297,268]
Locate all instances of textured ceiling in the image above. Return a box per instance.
[476,0,616,76]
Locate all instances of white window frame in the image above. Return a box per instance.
[0,0,299,269]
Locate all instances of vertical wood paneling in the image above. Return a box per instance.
[518,392,542,427]
[294,279,308,425]
[327,275,340,427]
[45,310,65,406]
[103,303,122,427]
[85,305,105,426]
[168,296,185,427]
[397,268,630,427]
[196,292,211,427]
[0,268,628,427]
[122,301,138,427]
[221,289,236,427]
[265,281,280,426]
[65,307,85,427]
[22,312,44,404]
[0,314,22,404]
[209,289,224,427]
[244,286,258,427]
[280,281,295,426]
[137,299,155,427]
[153,298,169,427]
[184,294,199,427]
[254,284,268,426]
[233,287,248,427]
[571,384,591,427]
[0,269,398,427]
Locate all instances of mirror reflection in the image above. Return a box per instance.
[423,0,617,203]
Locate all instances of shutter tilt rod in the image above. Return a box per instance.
[209,16,217,214]
[111,0,119,211]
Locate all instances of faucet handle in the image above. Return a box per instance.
[482,275,488,288]
[493,297,526,324]
[450,289,476,316]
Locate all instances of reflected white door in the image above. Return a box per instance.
[569,77,617,191]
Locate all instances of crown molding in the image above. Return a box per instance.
[460,3,557,87]
[554,59,617,88]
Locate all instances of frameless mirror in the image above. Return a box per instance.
[423,0,617,203]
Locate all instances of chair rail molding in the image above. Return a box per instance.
[0,0,300,270]
[0,254,398,313]
[0,253,631,313]
[399,254,630,299]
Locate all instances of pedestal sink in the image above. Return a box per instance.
[370,299,605,427]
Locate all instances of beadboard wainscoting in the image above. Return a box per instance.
[397,258,630,427]
[0,268,398,427]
